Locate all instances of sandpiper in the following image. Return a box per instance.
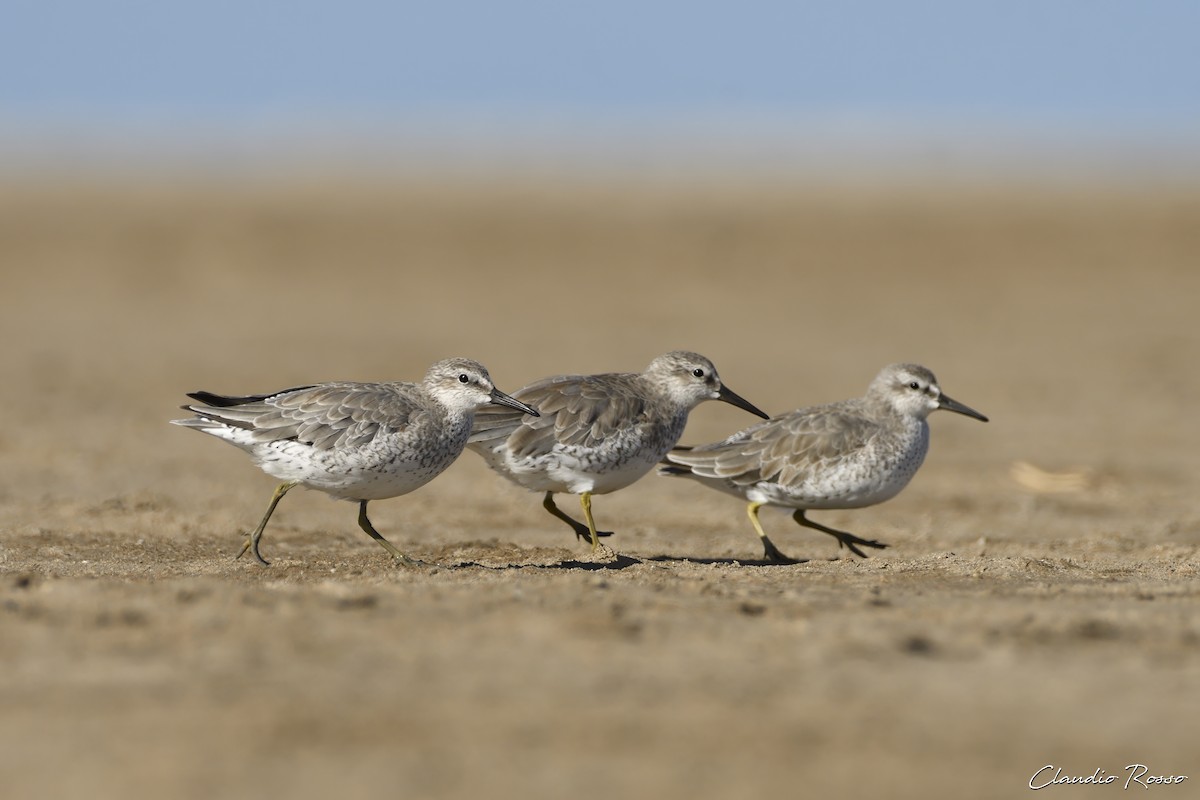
[660,363,987,563]
[172,358,538,566]
[467,351,769,553]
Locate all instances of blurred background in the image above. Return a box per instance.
[2,0,1198,546]
[3,1,1199,174]
[2,5,1199,798]
[2,0,1198,491]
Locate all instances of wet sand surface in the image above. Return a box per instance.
[1,174,1198,798]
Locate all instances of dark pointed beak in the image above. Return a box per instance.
[490,388,540,417]
[717,384,770,419]
[938,393,988,422]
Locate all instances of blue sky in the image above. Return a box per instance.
[2,1,1198,163]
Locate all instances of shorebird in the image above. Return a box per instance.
[660,363,987,563]
[172,358,538,566]
[467,351,769,553]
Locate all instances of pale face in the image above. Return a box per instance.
[426,360,496,411]
[650,352,724,407]
[647,351,769,419]
[425,358,540,417]
[886,366,944,420]
[874,363,988,423]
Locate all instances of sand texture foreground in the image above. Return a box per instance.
[1,175,1198,799]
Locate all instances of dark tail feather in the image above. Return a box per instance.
[186,386,315,408]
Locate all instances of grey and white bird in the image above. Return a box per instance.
[467,351,769,552]
[172,358,538,566]
[660,363,987,563]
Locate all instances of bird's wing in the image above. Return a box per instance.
[669,402,877,488]
[184,382,424,451]
[470,373,647,457]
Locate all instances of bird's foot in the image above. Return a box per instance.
[389,552,444,569]
[235,534,271,567]
[761,537,806,565]
[573,526,614,542]
[833,534,890,559]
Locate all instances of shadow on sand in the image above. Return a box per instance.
[443,552,822,570]
[444,554,644,571]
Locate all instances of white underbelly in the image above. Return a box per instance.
[253,440,455,501]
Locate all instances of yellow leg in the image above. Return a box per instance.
[579,492,600,552]
[542,491,602,542]
[236,481,297,566]
[356,501,422,566]
[746,501,798,564]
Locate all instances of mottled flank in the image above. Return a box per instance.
[172,358,537,565]
[468,351,768,553]
[661,363,988,563]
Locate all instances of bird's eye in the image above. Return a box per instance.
[459,374,470,384]
[692,368,705,378]
[908,381,920,390]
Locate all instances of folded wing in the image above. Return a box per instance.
[470,373,648,458]
[667,403,878,489]
[181,382,422,451]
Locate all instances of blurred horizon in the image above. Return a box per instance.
[3,1,1198,178]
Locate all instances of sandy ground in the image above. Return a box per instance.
[1,171,1198,799]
